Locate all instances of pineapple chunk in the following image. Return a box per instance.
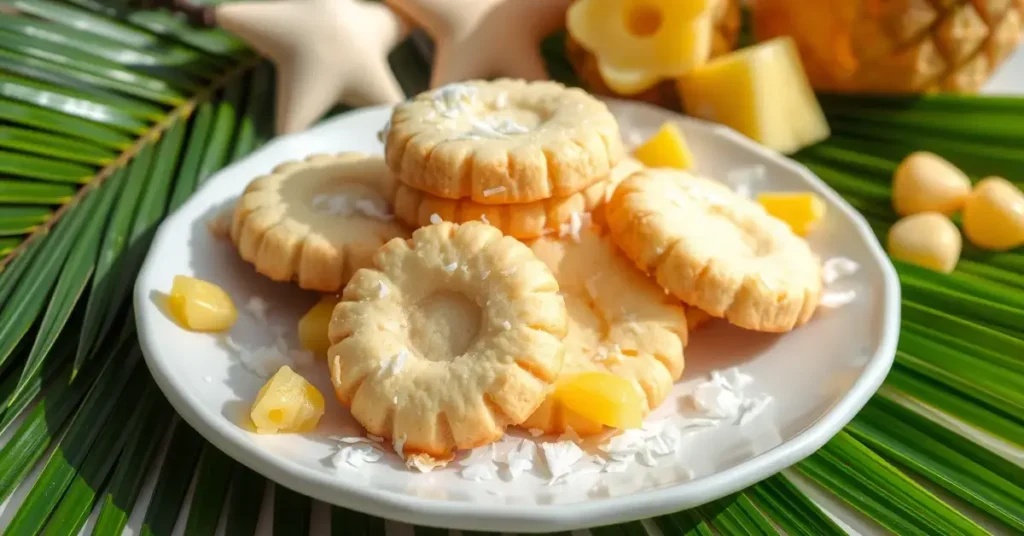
[677,37,830,154]
[250,366,325,434]
[962,177,1024,251]
[553,372,644,430]
[633,122,696,169]
[888,212,962,274]
[168,275,237,332]
[757,191,826,236]
[298,295,341,356]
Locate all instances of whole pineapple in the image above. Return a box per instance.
[753,0,1024,93]
[567,0,742,110]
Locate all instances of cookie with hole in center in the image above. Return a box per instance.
[327,221,568,466]
[384,78,624,204]
[605,168,822,332]
[520,225,687,436]
[230,153,409,292]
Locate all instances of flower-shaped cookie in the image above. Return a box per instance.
[230,153,408,292]
[567,0,715,94]
[328,222,568,463]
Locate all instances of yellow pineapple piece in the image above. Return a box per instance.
[167,275,237,332]
[962,176,1024,251]
[250,366,325,434]
[757,192,827,236]
[553,372,645,430]
[888,212,962,274]
[633,122,695,169]
[298,295,341,356]
[567,0,716,94]
[677,37,830,155]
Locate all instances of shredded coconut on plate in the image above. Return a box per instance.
[540,441,584,485]
[460,448,499,481]
[691,380,743,419]
[737,394,774,425]
[429,213,443,224]
[505,439,538,479]
[332,442,383,469]
[482,186,507,197]
[820,289,858,308]
[246,296,269,323]
[823,257,859,284]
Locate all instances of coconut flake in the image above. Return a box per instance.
[823,257,859,284]
[480,213,491,225]
[540,441,584,485]
[559,212,583,243]
[501,266,517,276]
[393,395,399,404]
[738,394,774,425]
[494,91,509,109]
[720,367,754,392]
[528,428,545,437]
[354,198,395,221]
[461,462,497,481]
[240,344,289,378]
[377,280,390,298]
[691,380,742,419]
[429,213,443,225]
[332,443,383,469]
[501,320,512,330]
[393,433,407,457]
[246,296,269,323]
[505,439,537,479]
[820,289,858,308]
[482,186,507,197]
[379,348,409,377]
[443,261,458,273]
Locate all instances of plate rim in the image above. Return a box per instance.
[134,102,901,532]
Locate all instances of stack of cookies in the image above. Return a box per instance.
[383,79,628,240]
[223,79,824,471]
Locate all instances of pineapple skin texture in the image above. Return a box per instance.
[753,0,1024,93]
[565,0,741,109]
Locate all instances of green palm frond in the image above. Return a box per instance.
[0,3,1021,536]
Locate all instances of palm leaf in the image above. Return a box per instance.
[0,2,1021,535]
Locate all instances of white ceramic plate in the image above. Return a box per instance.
[134,101,900,533]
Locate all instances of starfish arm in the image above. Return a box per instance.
[342,61,407,107]
[429,42,490,87]
[497,47,549,82]
[273,58,347,134]
[355,1,412,51]
[215,1,310,61]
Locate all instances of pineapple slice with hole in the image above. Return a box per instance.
[553,372,645,430]
[250,366,325,434]
[298,295,341,356]
[677,37,830,155]
[633,122,696,169]
[168,275,237,332]
[757,192,827,236]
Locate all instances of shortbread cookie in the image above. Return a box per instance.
[606,169,822,332]
[384,79,624,204]
[327,221,568,463]
[230,153,408,292]
[393,158,641,239]
[521,226,687,436]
